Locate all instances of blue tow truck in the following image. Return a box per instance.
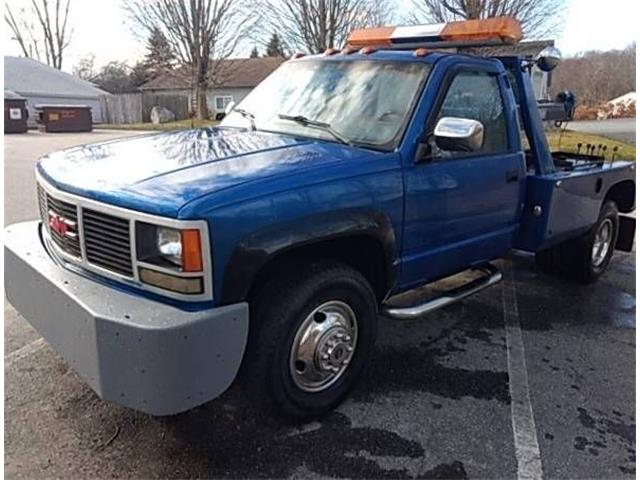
[5,17,635,420]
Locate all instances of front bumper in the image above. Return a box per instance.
[4,221,249,416]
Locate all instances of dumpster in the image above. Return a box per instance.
[35,104,92,132]
[4,90,28,133]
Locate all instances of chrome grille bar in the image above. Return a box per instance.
[39,186,82,258]
[82,208,133,277]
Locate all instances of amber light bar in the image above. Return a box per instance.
[347,17,523,50]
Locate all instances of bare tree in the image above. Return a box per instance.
[125,0,254,120]
[72,54,96,81]
[553,43,636,106]
[410,0,566,39]
[5,0,73,69]
[265,0,393,54]
[4,5,39,60]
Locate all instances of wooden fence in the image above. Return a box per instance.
[100,93,189,124]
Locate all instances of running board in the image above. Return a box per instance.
[381,263,502,320]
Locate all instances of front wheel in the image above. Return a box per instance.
[241,261,378,421]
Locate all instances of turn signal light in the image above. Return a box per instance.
[181,229,203,272]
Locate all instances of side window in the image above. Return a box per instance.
[432,70,509,157]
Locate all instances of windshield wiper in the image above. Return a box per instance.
[232,108,256,131]
[277,113,352,146]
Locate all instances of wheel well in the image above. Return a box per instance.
[248,235,391,303]
[605,180,635,213]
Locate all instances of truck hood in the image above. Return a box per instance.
[37,128,368,217]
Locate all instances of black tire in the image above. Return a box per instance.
[240,260,378,421]
[558,200,619,283]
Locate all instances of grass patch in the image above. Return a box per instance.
[546,130,635,160]
[96,119,218,131]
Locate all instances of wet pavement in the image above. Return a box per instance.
[569,118,636,145]
[4,132,636,479]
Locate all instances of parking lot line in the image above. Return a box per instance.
[5,338,46,367]
[502,262,543,480]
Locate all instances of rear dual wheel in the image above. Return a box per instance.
[535,201,619,283]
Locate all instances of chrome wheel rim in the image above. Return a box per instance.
[592,218,613,267]
[289,300,358,393]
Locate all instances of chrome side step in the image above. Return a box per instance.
[381,263,502,320]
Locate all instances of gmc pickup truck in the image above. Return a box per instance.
[5,17,635,421]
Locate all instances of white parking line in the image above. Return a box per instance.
[502,261,543,480]
[5,338,46,367]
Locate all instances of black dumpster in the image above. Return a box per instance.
[35,104,92,133]
[4,90,28,133]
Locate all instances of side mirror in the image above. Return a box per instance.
[225,100,236,115]
[433,117,484,153]
[536,46,562,72]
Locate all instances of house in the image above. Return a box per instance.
[4,56,109,125]
[139,57,285,116]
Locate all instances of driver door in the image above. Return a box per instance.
[401,66,525,288]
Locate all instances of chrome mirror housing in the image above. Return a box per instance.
[224,100,237,115]
[536,46,562,72]
[434,117,484,153]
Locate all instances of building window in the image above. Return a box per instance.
[214,95,233,111]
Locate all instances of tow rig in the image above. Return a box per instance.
[5,17,635,420]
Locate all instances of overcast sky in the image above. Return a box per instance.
[3,0,638,72]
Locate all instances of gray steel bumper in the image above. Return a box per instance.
[4,221,249,416]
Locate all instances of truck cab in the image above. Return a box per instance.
[5,17,635,420]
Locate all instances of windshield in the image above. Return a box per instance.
[221,59,431,150]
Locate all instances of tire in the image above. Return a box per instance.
[241,260,378,421]
[558,200,619,283]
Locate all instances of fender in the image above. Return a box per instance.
[220,209,398,304]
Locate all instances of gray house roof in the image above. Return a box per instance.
[4,89,25,100]
[4,56,108,99]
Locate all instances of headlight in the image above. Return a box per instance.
[157,227,182,267]
[136,223,203,273]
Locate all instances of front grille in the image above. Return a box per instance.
[37,184,48,221]
[83,209,133,277]
[38,185,81,258]
[37,185,134,278]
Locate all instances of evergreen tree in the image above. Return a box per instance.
[265,32,285,57]
[250,46,260,58]
[130,61,151,88]
[143,27,176,78]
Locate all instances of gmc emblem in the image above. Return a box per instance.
[48,212,71,237]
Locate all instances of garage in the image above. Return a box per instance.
[4,56,108,126]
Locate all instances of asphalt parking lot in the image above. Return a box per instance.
[570,118,636,145]
[4,130,636,479]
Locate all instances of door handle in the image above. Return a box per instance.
[506,169,519,183]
